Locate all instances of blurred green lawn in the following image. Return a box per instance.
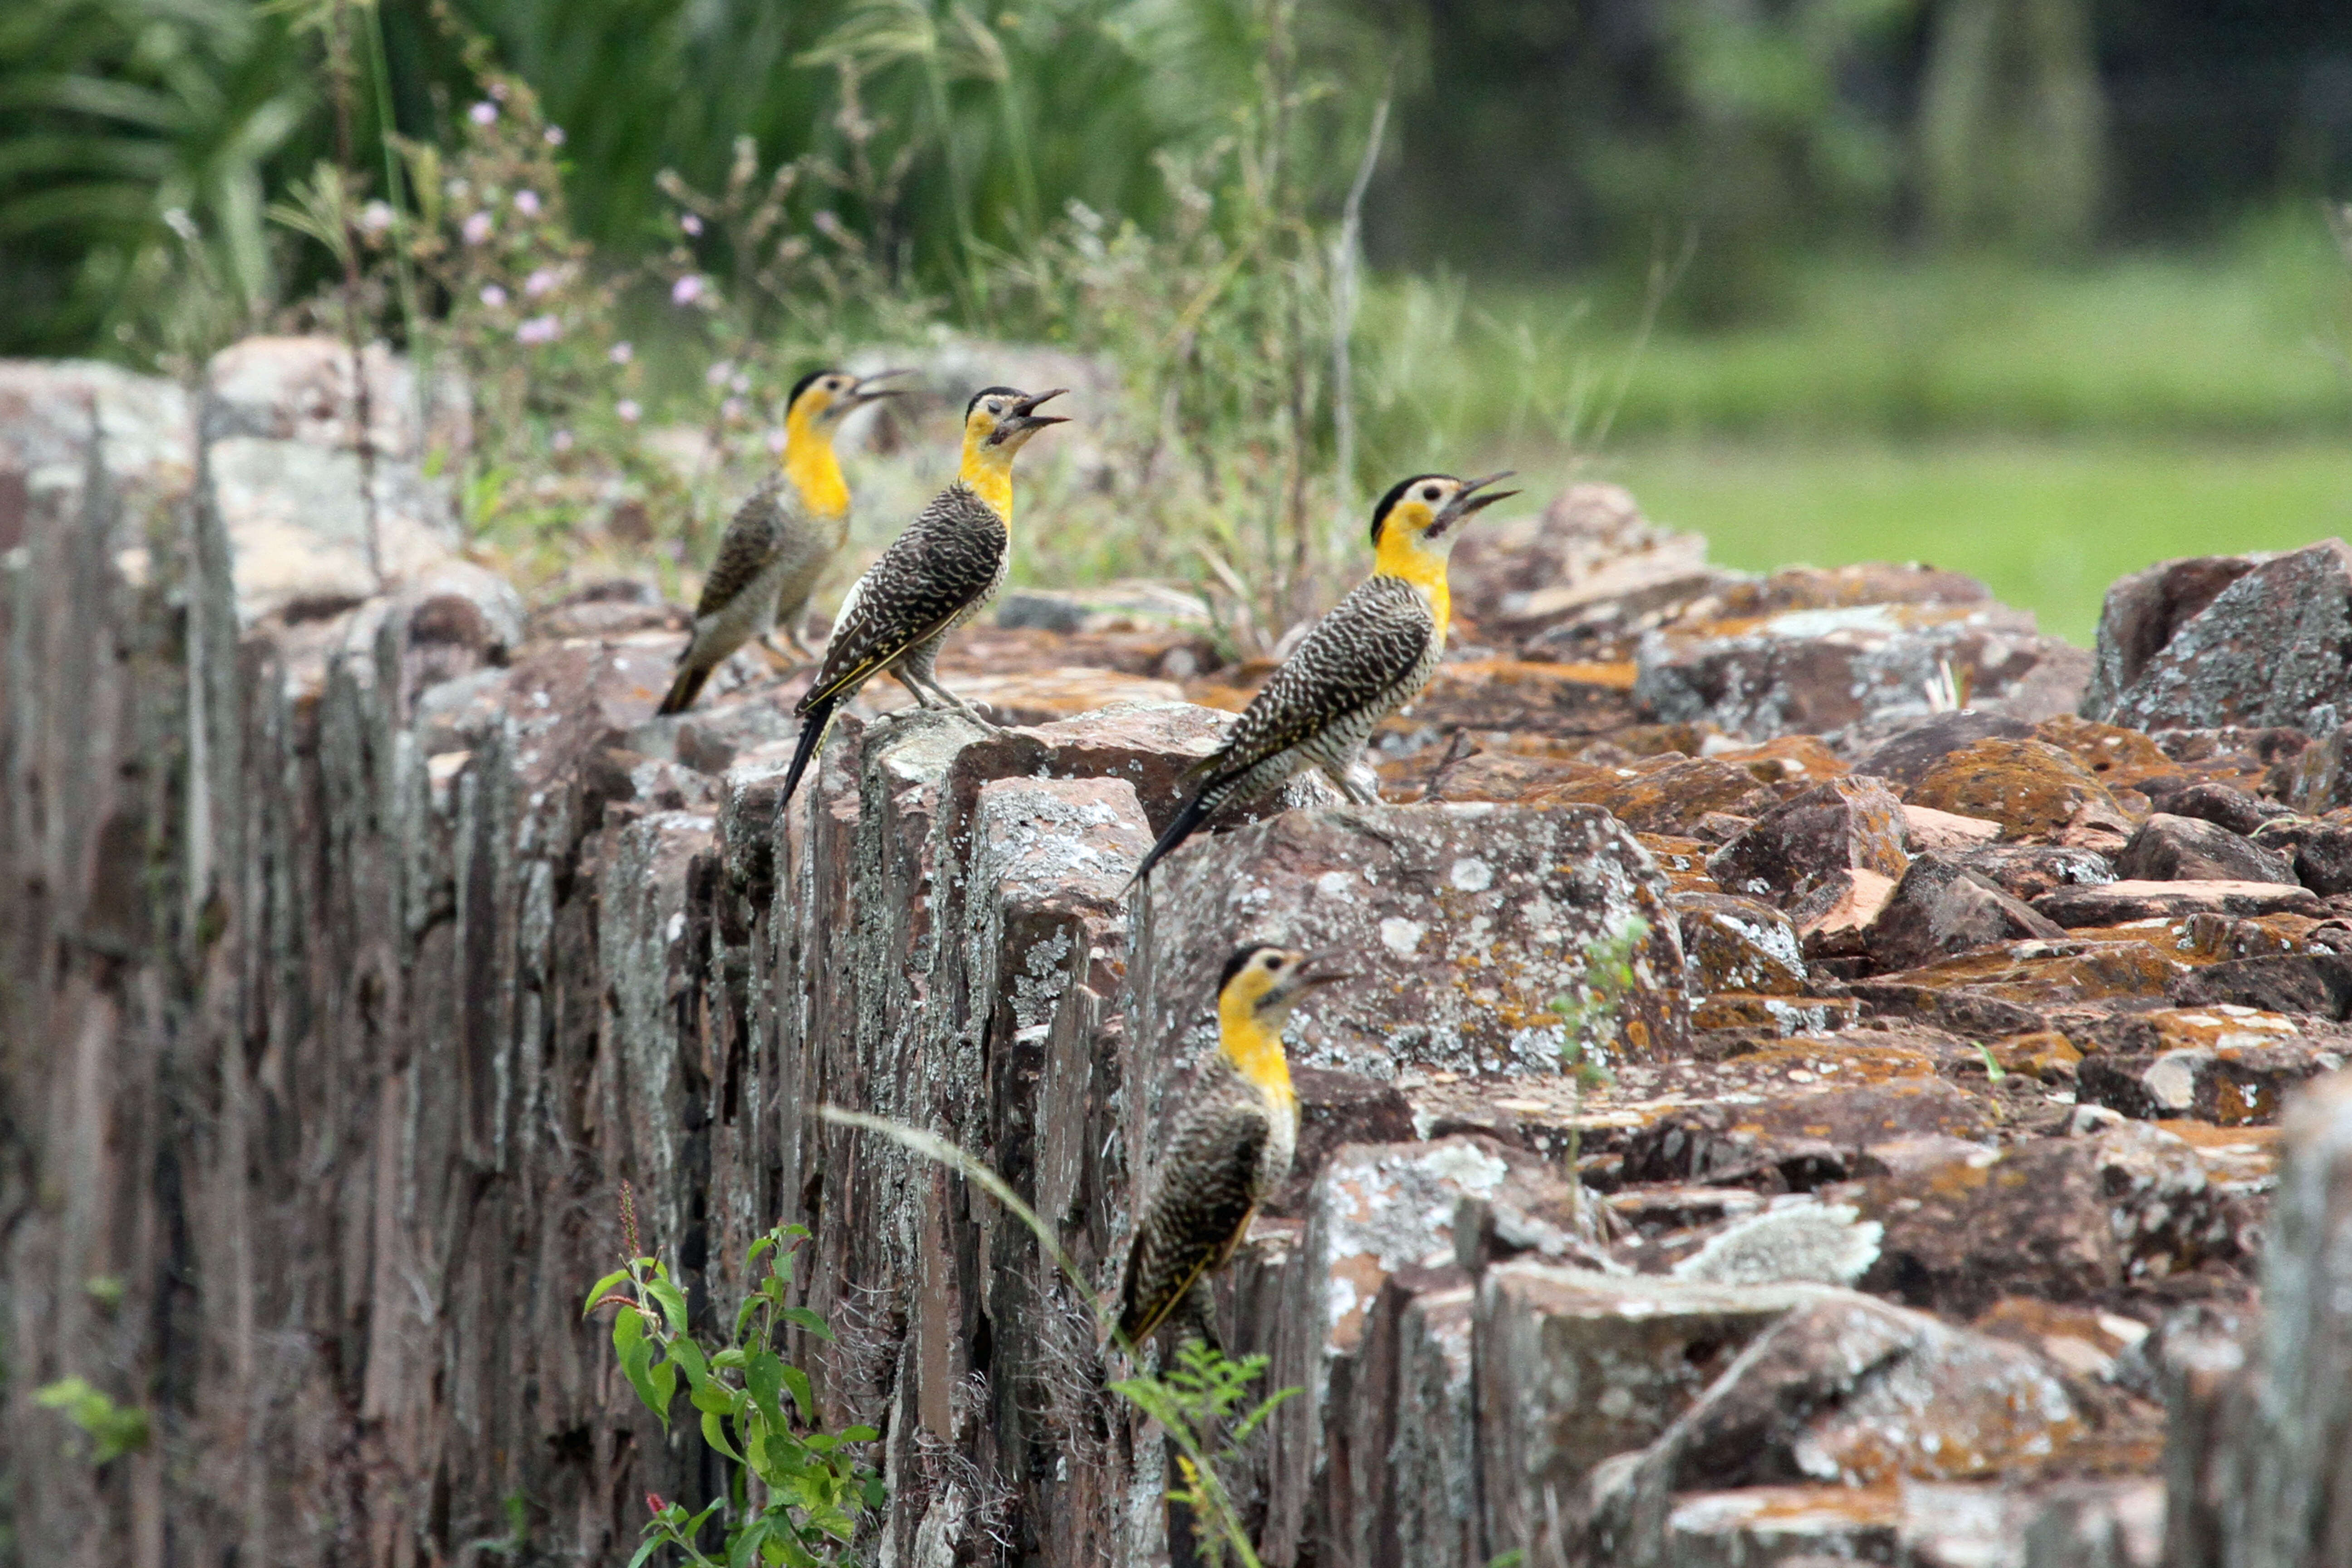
[1422,220,2352,646]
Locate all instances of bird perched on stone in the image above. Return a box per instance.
[1117,945,1348,1351]
[1124,472,1516,888]
[657,367,903,715]
[775,385,1067,805]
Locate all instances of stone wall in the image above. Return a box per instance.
[7,343,2352,1568]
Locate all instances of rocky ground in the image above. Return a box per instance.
[5,339,2352,1567]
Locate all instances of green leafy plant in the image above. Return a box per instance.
[1549,916,1652,1215]
[819,1107,1296,1568]
[35,1376,151,1463]
[584,1182,882,1567]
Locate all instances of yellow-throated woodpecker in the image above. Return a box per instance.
[775,385,1067,805]
[659,368,904,715]
[1125,472,1516,887]
[1117,945,1348,1350]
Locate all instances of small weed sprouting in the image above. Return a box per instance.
[818,1107,1296,1568]
[34,1377,150,1464]
[1109,1342,1300,1568]
[1549,916,1651,1215]
[583,1182,882,1567]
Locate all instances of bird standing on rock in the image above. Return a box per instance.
[658,368,904,715]
[1124,472,1516,888]
[776,385,1068,806]
[1117,945,1348,1352]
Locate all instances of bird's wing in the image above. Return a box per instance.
[693,480,791,619]
[799,483,1006,710]
[1117,1096,1270,1345]
[1210,577,1433,778]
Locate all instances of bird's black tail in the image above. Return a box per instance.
[657,659,710,716]
[1123,788,1217,894]
[778,692,840,808]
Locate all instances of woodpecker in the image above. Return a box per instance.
[1117,945,1348,1351]
[657,367,904,715]
[774,385,1067,806]
[1125,472,1516,887]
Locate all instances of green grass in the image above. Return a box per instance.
[1554,437,2352,647]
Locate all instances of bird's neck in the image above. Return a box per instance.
[781,408,851,520]
[958,440,1017,523]
[1216,999,1297,1115]
[1374,532,1452,641]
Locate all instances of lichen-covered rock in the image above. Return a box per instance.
[2076,1008,2347,1125]
[2078,554,2262,722]
[1474,1264,1833,1562]
[1636,599,2089,741]
[2087,540,2352,733]
[1851,939,2185,1037]
[1619,1079,1996,1191]
[1957,843,2115,903]
[1674,891,1808,995]
[1906,737,2133,845]
[2114,813,2297,885]
[2170,954,2352,1020]
[1585,1294,2087,1566]
[2251,813,2352,897]
[1705,775,1911,909]
[2032,879,2326,927]
[1133,801,1686,1081]
[1866,852,2067,972]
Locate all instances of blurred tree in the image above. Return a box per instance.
[1918,0,2106,254]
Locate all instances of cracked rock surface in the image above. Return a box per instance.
[6,345,2352,1566]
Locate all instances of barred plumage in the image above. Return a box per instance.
[1117,946,1341,1352]
[660,368,897,715]
[1116,1058,1288,1348]
[776,384,1066,807]
[1126,471,1514,888]
[798,481,1008,712]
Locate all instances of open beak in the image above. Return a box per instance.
[1431,470,1519,536]
[850,368,912,407]
[992,386,1070,443]
[1270,946,1356,1007]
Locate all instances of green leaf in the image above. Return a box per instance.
[779,1306,835,1343]
[615,1310,672,1426]
[841,1425,879,1443]
[711,1347,746,1371]
[583,1268,632,1317]
[648,1361,678,1430]
[747,1350,789,1431]
[779,1362,814,1422]
[701,1406,744,1462]
[668,1333,712,1392]
[647,1274,691,1335]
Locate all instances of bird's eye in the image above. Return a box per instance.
[1421,485,1441,503]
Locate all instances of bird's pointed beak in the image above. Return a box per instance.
[993,387,1070,442]
[850,368,912,406]
[1270,947,1355,1007]
[1433,471,1519,534]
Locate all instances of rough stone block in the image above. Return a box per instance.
[1904,737,2132,845]
[2088,540,2352,732]
[1620,1079,1996,1191]
[2078,554,2260,722]
[1133,802,1686,1083]
[2032,879,2326,927]
[1474,1264,1829,1562]
[1707,776,1911,907]
[1675,891,1808,995]
[2171,954,2352,1020]
[1865,852,2066,972]
[1956,843,2115,903]
[2114,813,2297,885]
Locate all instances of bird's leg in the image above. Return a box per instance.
[1171,1278,1225,1357]
[753,633,799,673]
[887,669,939,710]
[784,624,819,663]
[1325,759,1384,806]
[922,675,1008,736]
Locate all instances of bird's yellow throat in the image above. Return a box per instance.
[1216,990,1298,1110]
[1374,514,1452,639]
[958,435,1019,522]
[781,400,852,519]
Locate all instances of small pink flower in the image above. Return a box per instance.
[516,314,560,345]
[462,211,493,245]
[681,213,703,236]
[479,284,508,308]
[552,429,575,453]
[704,360,733,387]
[765,428,788,455]
[671,274,704,306]
[721,397,746,422]
[646,1494,666,1517]
[617,399,641,423]
[729,371,750,394]
[469,101,498,126]
[359,201,394,235]
[609,341,634,365]
[514,190,542,217]
[524,267,560,298]
[544,125,566,147]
